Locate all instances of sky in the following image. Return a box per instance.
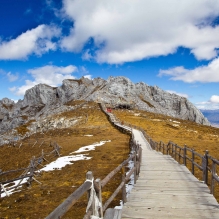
[0,0,219,110]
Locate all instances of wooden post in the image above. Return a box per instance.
[86,171,94,216]
[179,147,181,163]
[210,160,216,195]
[133,151,137,184]
[203,150,209,184]
[95,178,103,218]
[122,175,127,204]
[166,143,169,155]
[174,144,177,161]
[192,149,195,175]
[183,145,187,166]
[171,143,173,156]
[28,157,35,186]
[139,147,142,167]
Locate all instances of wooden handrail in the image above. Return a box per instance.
[46,173,93,219]
[101,154,134,188]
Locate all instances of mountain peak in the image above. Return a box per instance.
[0,76,210,138]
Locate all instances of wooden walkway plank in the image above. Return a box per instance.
[121,129,219,219]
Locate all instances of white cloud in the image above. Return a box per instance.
[84,75,92,80]
[196,95,219,109]
[9,86,17,92]
[80,66,89,74]
[7,72,18,82]
[210,95,219,103]
[166,90,189,98]
[159,57,219,83]
[14,65,78,96]
[82,49,92,61]
[61,0,219,64]
[0,25,61,60]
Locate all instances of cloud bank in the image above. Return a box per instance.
[61,0,219,64]
[159,57,219,83]
[196,95,219,109]
[0,25,61,60]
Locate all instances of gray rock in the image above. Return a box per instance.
[0,76,210,138]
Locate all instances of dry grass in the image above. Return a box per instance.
[2,103,219,218]
[15,120,36,135]
[0,102,130,219]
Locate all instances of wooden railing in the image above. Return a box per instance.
[121,120,219,198]
[46,140,142,218]
[45,103,142,218]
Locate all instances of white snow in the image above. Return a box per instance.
[40,154,91,172]
[1,177,28,198]
[126,160,135,196]
[71,140,111,154]
[115,200,123,209]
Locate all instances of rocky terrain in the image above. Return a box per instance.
[0,76,209,145]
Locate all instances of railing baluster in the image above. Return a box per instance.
[192,149,195,175]
[122,175,127,204]
[183,145,187,166]
[133,151,137,184]
[95,178,103,218]
[204,150,209,184]
[211,160,216,195]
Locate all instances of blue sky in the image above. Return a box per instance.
[0,0,219,109]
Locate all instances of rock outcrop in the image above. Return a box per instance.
[0,76,210,138]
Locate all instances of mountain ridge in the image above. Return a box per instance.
[0,76,210,141]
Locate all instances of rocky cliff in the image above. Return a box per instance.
[0,76,210,138]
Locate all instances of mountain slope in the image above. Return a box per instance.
[0,76,209,141]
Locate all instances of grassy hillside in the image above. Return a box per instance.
[0,102,130,219]
[114,109,219,158]
[1,102,219,218]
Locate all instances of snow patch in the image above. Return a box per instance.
[1,177,29,198]
[40,154,91,172]
[126,160,135,196]
[71,140,111,154]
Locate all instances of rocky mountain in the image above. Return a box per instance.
[0,76,210,142]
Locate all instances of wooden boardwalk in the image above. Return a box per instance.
[122,129,219,219]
